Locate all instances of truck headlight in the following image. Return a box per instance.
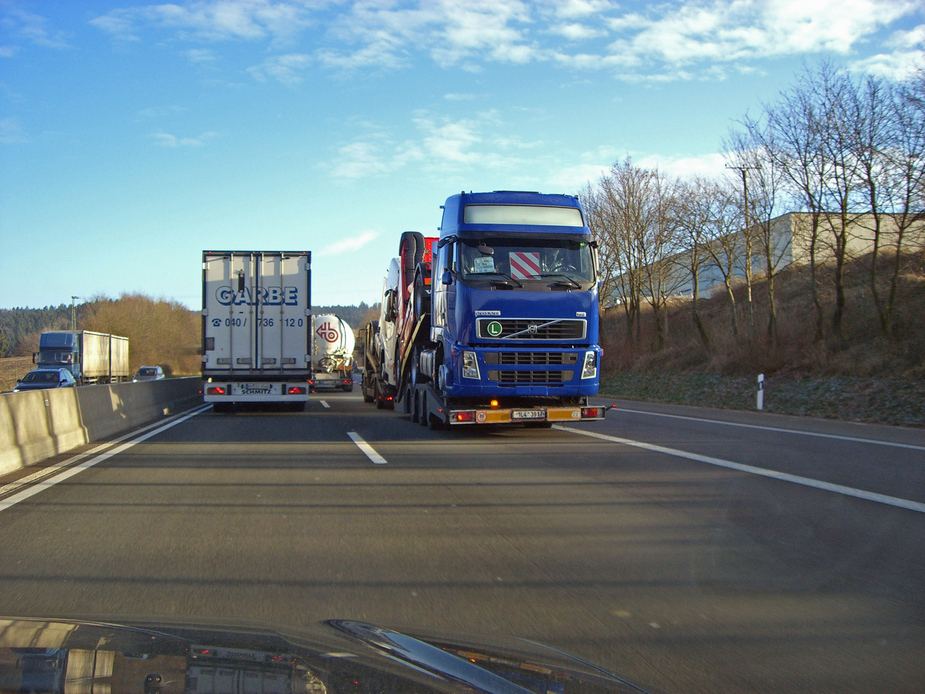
[581,351,597,379]
[462,351,480,380]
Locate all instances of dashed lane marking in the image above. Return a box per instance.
[347,432,388,465]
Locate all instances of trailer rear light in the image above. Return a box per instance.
[581,407,601,419]
[288,386,307,395]
[453,411,476,422]
[206,386,226,395]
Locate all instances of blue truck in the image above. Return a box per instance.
[368,191,607,427]
[34,330,130,385]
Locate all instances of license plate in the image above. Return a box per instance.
[232,383,279,396]
[512,409,546,420]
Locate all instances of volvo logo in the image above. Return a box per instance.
[527,324,538,334]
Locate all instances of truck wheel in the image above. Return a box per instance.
[419,392,428,426]
[410,389,420,423]
[414,269,431,318]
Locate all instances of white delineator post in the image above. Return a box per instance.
[757,373,765,411]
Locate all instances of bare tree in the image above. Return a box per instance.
[587,158,683,350]
[672,177,717,350]
[724,129,789,343]
[700,182,746,339]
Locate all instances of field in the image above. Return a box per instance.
[0,357,34,393]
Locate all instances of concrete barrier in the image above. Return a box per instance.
[0,378,202,478]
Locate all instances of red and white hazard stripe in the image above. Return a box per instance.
[509,252,540,279]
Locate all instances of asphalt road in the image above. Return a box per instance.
[0,393,923,693]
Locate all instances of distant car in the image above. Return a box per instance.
[13,368,78,392]
[133,366,165,382]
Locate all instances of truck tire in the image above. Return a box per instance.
[418,392,428,426]
[399,231,425,280]
[410,388,420,423]
[413,269,430,318]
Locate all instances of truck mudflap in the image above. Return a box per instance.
[446,403,610,425]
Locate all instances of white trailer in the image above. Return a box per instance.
[201,251,312,411]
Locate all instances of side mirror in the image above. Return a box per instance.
[442,270,454,286]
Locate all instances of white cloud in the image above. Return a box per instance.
[247,53,312,84]
[187,48,218,63]
[598,0,920,80]
[330,140,394,179]
[148,131,219,148]
[316,230,380,257]
[551,23,608,41]
[329,111,536,180]
[85,0,921,83]
[635,152,728,179]
[849,24,925,79]
[3,7,70,50]
[91,0,319,43]
[543,0,619,21]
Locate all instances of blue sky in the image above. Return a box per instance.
[1,0,923,310]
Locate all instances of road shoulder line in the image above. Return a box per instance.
[554,425,925,514]
[0,405,211,513]
[609,407,925,451]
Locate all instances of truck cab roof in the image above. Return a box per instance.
[439,191,589,241]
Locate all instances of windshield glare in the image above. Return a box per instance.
[460,238,595,286]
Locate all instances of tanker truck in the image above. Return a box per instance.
[310,314,356,392]
[366,191,608,428]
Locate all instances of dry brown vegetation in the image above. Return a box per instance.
[81,294,201,376]
[0,356,35,393]
[600,252,925,426]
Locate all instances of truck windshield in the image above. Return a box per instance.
[37,351,73,363]
[459,237,595,288]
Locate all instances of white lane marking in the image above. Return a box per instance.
[554,425,925,514]
[348,432,388,465]
[0,407,208,499]
[609,407,925,452]
[319,400,330,409]
[0,405,211,513]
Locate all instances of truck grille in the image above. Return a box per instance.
[487,370,573,385]
[484,352,578,365]
[476,318,586,340]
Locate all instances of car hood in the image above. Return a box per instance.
[0,616,660,694]
[12,383,59,391]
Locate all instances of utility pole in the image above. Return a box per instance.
[726,163,757,334]
[71,296,79,331]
